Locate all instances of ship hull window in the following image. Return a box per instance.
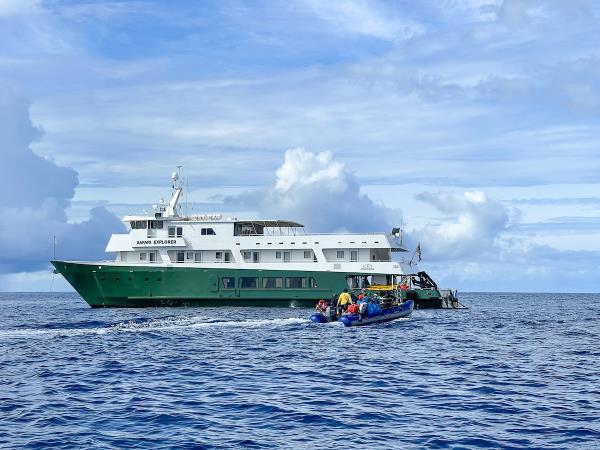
[286,277,307,289]
[222,277,235,289]
[240,277,258,289]
[263,277,283,289]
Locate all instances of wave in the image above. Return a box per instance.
[0,316,306,339]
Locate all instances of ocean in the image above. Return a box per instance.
[1,292,598,449]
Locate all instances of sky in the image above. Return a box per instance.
[1,0,599,292]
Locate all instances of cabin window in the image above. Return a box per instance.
[168,227,176,238]
[350,250,358,262]
[176,227,183,238]
[176,251,185,263]
[186,251,193,260]
[337,251,345,259]
[201,228,216,235]
[263,277,283,289]
[286,277,306,289]
[304,250,312,259]
[194,252,202,262]
[253,251,260,263]
[149,252,156,262]
[239,277,258,289]
[215,251,223,260]
[222,277,235,288]
[224,252,231,262]
[309,277,318,288]
[275,251,281,259]
[139,252,147,261]
[283,251,291,262]
[243,251,252,261]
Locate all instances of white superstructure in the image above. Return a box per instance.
[103,171,414,281]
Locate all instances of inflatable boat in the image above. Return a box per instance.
[310,300,414,327]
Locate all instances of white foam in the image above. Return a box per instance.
[0,316,306,339]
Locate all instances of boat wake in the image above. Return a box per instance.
[0,316,306,339]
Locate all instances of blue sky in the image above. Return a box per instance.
[1,0,599,292]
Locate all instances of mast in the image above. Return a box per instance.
[165,168,183,218]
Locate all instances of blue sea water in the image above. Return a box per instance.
[1,293,599,449]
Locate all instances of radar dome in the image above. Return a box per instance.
[171,171,179,182]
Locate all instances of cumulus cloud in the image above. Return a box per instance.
[414,191,509,260]
[0,91,124,274]
[226,148,396,233]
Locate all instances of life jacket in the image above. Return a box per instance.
[316,299,328,312]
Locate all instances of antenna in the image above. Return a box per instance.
[400,217,404,246]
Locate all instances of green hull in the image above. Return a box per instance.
[402,289,444,309]
[51,261,352,308]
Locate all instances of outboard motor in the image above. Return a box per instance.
[326,306,335,321]
[359,303,368,315]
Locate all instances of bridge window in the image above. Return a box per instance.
[176,227,183,238]
[201,228,216,235]
[148,220,163,229]
[240,277,258,289]
[286,277,307,289]
[263,277,283,289]
[131,220,147,230]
